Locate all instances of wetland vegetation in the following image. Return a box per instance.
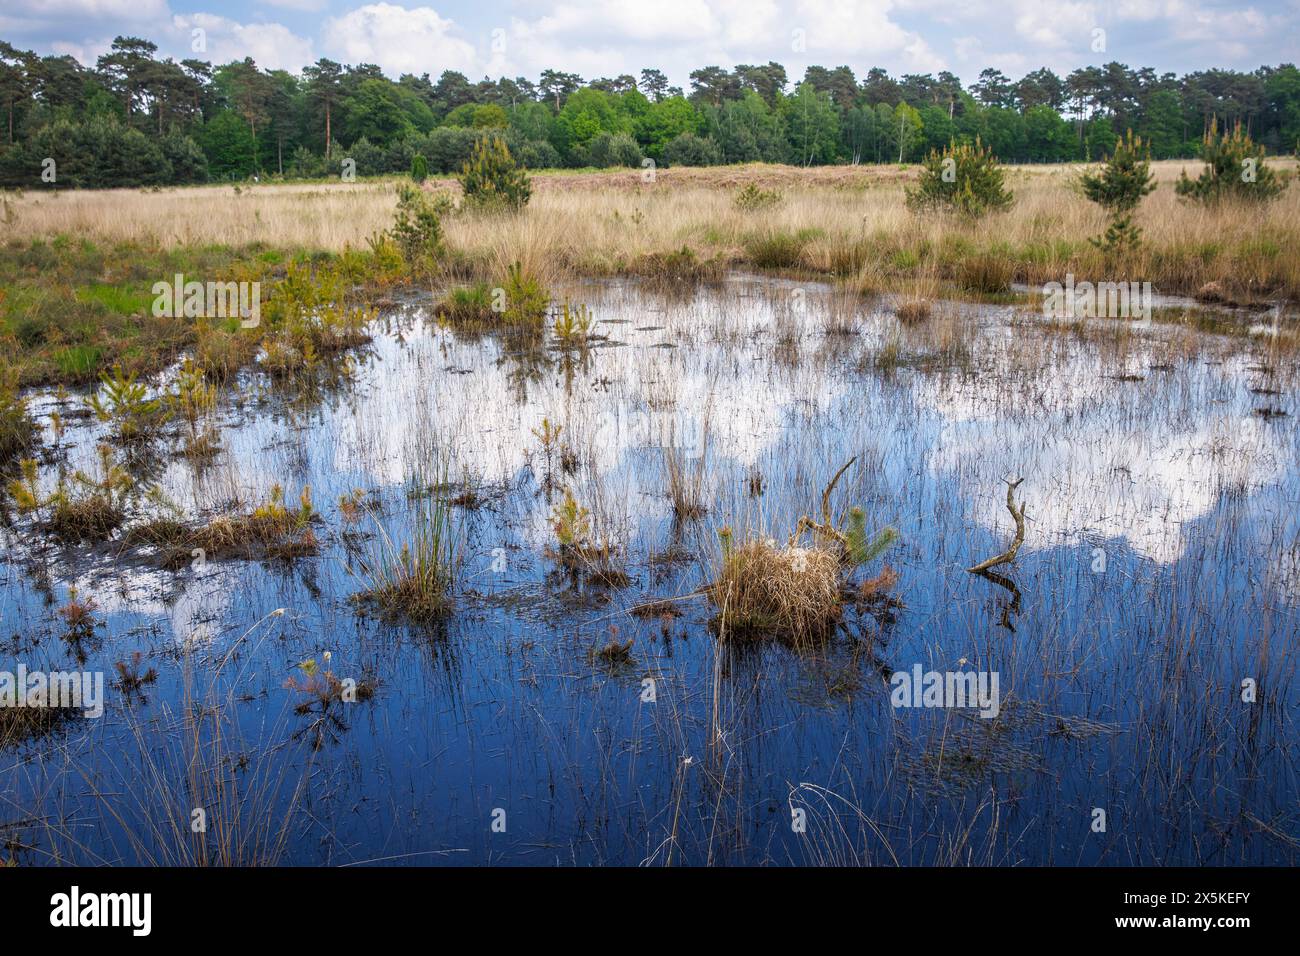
[0,82,1296,868]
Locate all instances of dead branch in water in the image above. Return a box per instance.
[789,456,857,550]
[967,478,1027,574]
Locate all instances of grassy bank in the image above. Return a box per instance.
[0,159,1296,392]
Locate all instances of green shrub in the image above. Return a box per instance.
[907,138,1013,217]
[420,127,479,174]
[501,262,549,326]
[0,116,188,189]
[662,133,723,167]
[459,135,532,211]
[588,132,644,169]
[514,139,562,170]
[410,154,428,183]
[389,184,444,267]
[734,183,783,211]
[1175,119,1286,205]
[1080,130,1156,251]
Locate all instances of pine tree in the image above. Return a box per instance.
[906,138,1013,217]
[459,135,531,210]
[1175,119,1286,204]
[1080,130,1156,251]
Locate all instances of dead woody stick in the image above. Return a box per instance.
[789,456,857,550]
[967,478,1027,574]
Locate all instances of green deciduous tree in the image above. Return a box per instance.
[782,83,840,165]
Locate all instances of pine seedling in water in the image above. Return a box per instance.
[551,488,591,550]
[553,302,594,347]
[844,507,899,566]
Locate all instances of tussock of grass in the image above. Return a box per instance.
[435,282,495,324]
[588,629,635,668]
[744,229,809,270]
[664,440,708,520]
[626,246,727,283]
[196,497,317,561]
[956,253,1013,293]
[353,494,456,625]
[122,517,189,548]
[0,702,81,750]
[896,300,931,323]
[142,485,318,566]
[710,535,842,643]
[48,494,125,543]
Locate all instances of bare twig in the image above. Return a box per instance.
[789,456,857,549]
[967,477,1026,574]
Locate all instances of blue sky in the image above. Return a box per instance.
[2,1,1296,86]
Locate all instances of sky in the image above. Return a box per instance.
[1,0,1296,87]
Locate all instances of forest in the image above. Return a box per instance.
[1,35,1298,187]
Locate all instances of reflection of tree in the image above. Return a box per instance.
[975,568,1023,632]
[557,346,593,400]
[496,332,552,406]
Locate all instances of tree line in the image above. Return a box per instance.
[0,35,1297,188]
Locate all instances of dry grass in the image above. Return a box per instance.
[710,537,842,644]
[7,160,1297,296]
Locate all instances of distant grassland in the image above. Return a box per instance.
[4,159,1297,292]
[0,159,1296,387]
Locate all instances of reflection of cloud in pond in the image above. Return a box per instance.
[301,285,1293,578]
[70,562,235,649]
[1266,545,1300,607]
[919,366,1287,565]
[328,300,836,534]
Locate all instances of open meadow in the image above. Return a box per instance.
[5,160,1299,301]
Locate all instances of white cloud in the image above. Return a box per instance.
[5,0,168,16]
[262,0,329,11]
[1010,0,1097,49]
[483,0,944,84]
[0,0,170,48]
[322,4,478,76]
[171,14,315,73]
[530,0,722,43]
[49,39,113,63]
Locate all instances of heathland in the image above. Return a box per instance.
[1,127,1297,867]
[2,157,1296,387]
